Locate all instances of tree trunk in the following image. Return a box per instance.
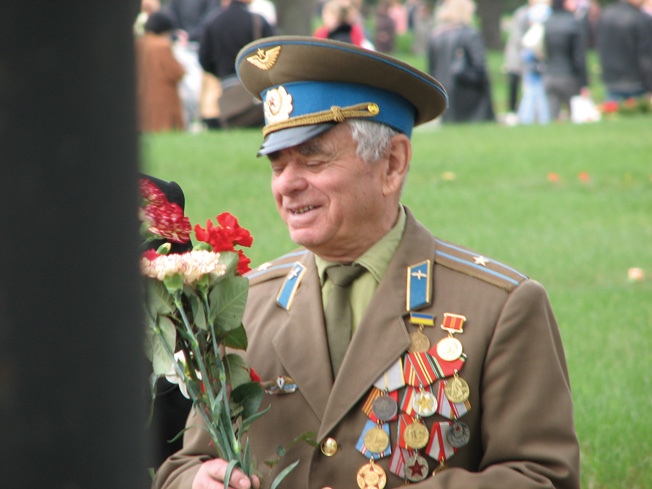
[477,0,503,50]
[276,0,315,35]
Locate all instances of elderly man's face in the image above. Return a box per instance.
[268,124,393,262]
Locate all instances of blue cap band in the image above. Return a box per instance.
[262,81,417,138]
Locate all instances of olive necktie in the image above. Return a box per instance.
[324,264,365,377]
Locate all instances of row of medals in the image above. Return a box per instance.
[356,319,470,489]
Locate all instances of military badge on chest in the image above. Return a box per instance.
[354,260,473,487]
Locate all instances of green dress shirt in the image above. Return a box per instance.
[316,206,407,333]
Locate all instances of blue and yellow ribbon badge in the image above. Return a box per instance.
[406,260,432,311]
[409,312,435,327]
[275,262,307,310]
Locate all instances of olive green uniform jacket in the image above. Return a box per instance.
[153,208,580,489]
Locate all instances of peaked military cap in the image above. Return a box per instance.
[235,36,448,155]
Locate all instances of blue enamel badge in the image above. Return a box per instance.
[275,263,307,310]
[406,260,432,311]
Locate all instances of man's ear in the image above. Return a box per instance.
[382,133,411,196]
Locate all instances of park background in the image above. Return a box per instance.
[142,9,652,488]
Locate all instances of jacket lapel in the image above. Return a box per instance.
[318,208,437,440]
[270,252,333,420]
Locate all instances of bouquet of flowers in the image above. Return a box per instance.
[600,96,652,118]
[139,178,297,486]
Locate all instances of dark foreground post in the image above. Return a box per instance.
[0,2,149,488]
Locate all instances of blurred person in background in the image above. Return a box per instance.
[388,0,409,35]
[516,0,551,125]
[644,0,652,15]
[134,0,161,37]
[411,0,433,55]
[164,0,221,44]
[250,0,277,27]
[162,0,222,131]
[543,0,589,121]
[136,11,186,133]
[427,0,495,123]
[199,0,275,128]
[374,0,397,53]
[596,0,652,102]
[314,0,370,47]
[566,0,601,48]
[502,1,531,125]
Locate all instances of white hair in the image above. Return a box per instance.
[346,119,400,163]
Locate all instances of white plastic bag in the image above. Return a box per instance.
[570,95,601,124]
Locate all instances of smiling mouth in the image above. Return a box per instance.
[290,206,316,215]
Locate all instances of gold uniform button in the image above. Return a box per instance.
[320,437,338,456]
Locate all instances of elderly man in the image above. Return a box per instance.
[152,36,579,489]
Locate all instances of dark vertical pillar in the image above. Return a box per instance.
[0,2,148,488]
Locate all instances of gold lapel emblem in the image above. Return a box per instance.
[265,86,293,124]
[246,46,281,71]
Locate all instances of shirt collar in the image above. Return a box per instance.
[316,205,407,285]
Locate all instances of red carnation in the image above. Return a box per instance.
[144,201,192,244]
[195,212,253,274]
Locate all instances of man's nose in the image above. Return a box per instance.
[274,161,308,194]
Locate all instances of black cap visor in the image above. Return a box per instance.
[257,123,338,156]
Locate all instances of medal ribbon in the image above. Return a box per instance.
[425,421,457,462]
[363,387,399,422]
[356,419,392,459]
[436,380,471,420]
[388,446,413,479]
[373,358,405,392]
[441,313,466,333]
[428,346,466,378]
[397,413,416,449]
[403,351,439,386]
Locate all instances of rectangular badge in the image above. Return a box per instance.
[406,260,432,311]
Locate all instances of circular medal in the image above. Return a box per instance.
[364,426,390,453]
[408,330,430,353]
[412,390,438,417]
[403,421,429,449]
[405,453,429,482]
[357,460,387,489]
[446,420,470,448]
[436,335,463,361]
[444,375,470,403]
[372,394,398,422]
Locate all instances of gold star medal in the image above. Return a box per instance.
[436,313,466,362]
[357,458,387,489]
[412,388,438,417]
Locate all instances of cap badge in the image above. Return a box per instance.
[246,46,281,71]
[264,86,294,124]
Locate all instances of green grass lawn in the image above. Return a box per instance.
[142,115,651,489]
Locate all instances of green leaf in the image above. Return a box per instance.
[269,459,300,489]
[193,241,213,252]
[224,354,251,390]
[223,459,240,489]
[231,382,263,420]
[222,323,248,350]
[239,404,271,433]
[208,276,249,332]
[219,251,240,275]
[149,315,176,375]
[163,273,184,295]
[188,292,207,331]
[146,278,174,315]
